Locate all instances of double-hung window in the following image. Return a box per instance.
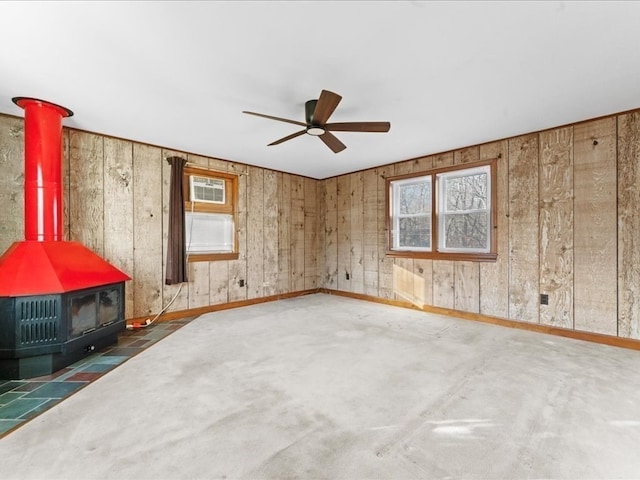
[183,166,239,262]
[391,176,433,251]
[387,159,497,261]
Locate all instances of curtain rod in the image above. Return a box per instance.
[184,161,249,176]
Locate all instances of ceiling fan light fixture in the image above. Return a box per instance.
[306,126,325,136]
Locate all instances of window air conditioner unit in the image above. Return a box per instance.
[189,175,225,204]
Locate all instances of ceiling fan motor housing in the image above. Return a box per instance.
[305,100,324,135]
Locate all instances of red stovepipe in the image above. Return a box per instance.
[12,97,73,242]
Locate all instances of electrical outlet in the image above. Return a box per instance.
[262,281,270,287]
[239,279,245,287]
[540,294,549,305]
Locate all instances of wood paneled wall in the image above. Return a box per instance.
[2,108,640,341]
[0,116,24,252]
[319,111,640,340]
[0,115,319,320]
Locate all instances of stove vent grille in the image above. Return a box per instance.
[17,296,60,346]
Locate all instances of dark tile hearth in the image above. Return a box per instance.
[0,318,195,438]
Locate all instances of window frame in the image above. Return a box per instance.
[183,165,239,262]
[390,175,433,252]
[386,159,497,262]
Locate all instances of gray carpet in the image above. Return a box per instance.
[2,293,640,480]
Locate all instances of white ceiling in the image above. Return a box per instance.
[1,1,640,179]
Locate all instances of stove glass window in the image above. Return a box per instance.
[70,293,97,337]
[98,288,120,327]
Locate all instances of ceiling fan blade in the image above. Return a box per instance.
[325,121,391,132]
[311,90,342,125]
[319,131,347,153]
[243,111,307,127]
[268,129,307,146]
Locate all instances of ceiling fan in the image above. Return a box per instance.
[242,90,391,153]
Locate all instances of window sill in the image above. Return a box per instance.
[188,252,239,262]
[385,250,497,262]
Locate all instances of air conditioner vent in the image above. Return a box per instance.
[190,175,225,204]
